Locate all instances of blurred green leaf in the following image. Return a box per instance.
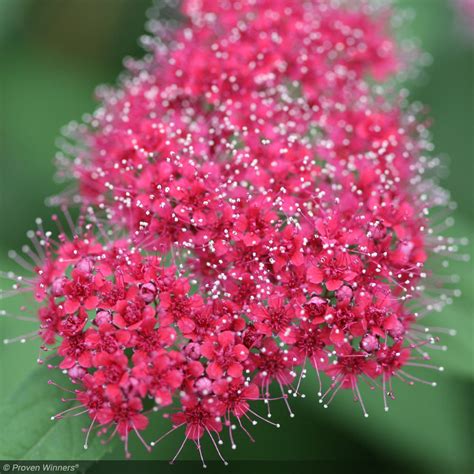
[0,255,41,405]
[308,372,471,472]
[0,0,29,41]
[0,366,114,460]
[423,213,474,380]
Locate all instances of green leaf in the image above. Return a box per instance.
[0,366,115,460]
[307,370,471,472]
[0,256,40,405]
[424,213,474,380]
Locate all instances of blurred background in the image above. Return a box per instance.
[0,0,472,472]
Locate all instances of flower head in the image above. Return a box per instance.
[2,0,466,464]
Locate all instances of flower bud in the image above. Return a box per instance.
[195,376,212,394]
[95,310,111,326]
[51,277,66,297]
[361,334,379,352]
[140,282,157,303]
[184,342,201,360]
[75,258,94,275]
[389,319,405,339]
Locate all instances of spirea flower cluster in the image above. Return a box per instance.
[2,0,465,463]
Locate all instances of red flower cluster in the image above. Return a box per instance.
[3,0,464,463]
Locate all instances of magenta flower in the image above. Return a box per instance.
[2,0,465,464]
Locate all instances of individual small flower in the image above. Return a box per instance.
[201,330,249,379]
[249,296,296,342]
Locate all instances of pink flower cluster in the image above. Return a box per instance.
[4,0,463,463]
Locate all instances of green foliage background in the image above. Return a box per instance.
[0,0,472,472]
